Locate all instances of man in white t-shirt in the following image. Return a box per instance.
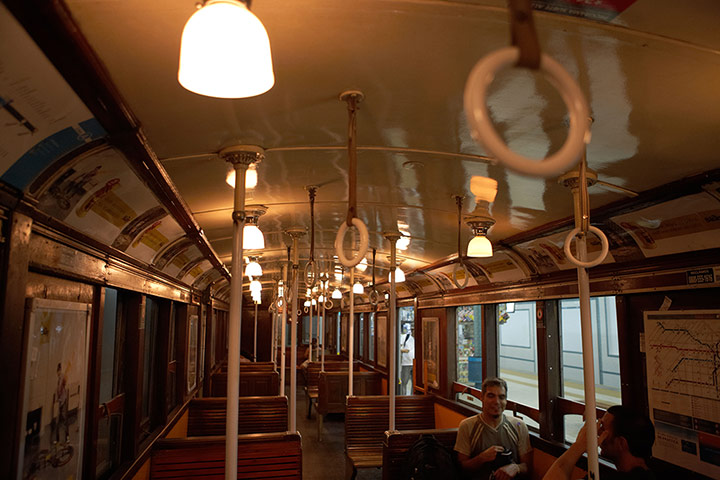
[454,377,533,480]
[400,323,415,395]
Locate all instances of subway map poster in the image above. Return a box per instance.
[644,311,720,477]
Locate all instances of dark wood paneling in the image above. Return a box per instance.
[83,285,104,480]
[537,300,562,441]
[483,304,498,379]
[0,212,31,479]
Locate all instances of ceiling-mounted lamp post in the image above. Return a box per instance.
[243,205,267,250]
[285,227,306,433]
[178,0,274,98]
[384,232,401,433]
[466,216,495,257]
[219,144,262,480]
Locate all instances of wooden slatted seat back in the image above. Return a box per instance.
[210,371,280,397]
[317,371,382,415]
[187,396,288,436]
[304,361,353,391]
[345,395,436,452]
[150,432,302,479]
[382,428,458,480]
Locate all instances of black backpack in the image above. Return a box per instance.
[402,434,460,480]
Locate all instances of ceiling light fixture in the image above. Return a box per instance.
[465,176,497,258]
[332,288,342,299]
[178,0,274,98]
[355,257,368,272]
[245,257,262,278]
[226,162,258,189]
[243,205,267,250]
[388,266,405,283]
[249,279,262,293]
[352,281,364,294]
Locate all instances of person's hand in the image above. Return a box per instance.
[493,463,520,480]
[478,445,505,463]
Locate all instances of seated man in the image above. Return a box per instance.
[454,377,532,480]
[543,405,656,480]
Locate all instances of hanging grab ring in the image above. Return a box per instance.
[452,262,471,289]
[563,226,609,268]
[368,289,380,306]
[304,260,318,289]
[324,298,334,310]
[464,46,590,178]
[334,217,369,268]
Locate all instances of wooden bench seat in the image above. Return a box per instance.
[220,361,277,373]
[303,361,356,418]
[209,371,279,397]
[187,396,288,436]
[150,432,301,479]
[345,395,435,480]
[316,371,382,441]
[382,428,458,480]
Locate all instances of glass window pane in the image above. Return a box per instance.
[456,305,482,388]
[359,314,364,358]
[399,307,415,395]
[99,288,118,404]
[142,297,159,420]
[560,296,622,442]
[369,313,375,362]
[498,301,538,410]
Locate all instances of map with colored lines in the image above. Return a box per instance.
[645,311,720,478]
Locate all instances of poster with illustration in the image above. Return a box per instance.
[17,298,91,480]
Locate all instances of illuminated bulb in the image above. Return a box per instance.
[353,282,364,294]
[355,257,368,272]
[178,0,274,98]
[306,288,311,297]
[311,298,317,306]
[334,272,343,282]
[397,236,411,250]
[318,295,324,303]
[467,235,493,257]
[243,224,265,250]
[250,280,262,293]
[388,267,405,283]
[245,260,262,278]
[304,300,311,307]
[332,288,342,299]
[225,163,258,188]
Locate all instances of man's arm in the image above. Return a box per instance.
[543,424,607,480]
[458,445,505,473]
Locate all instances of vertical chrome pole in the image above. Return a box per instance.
[253,301,258,361]
[280,265,288,397]
[221,146,262,480]
[385,232,400,432]
[287,229,305,433]
[321,288,326,372]
[348,269,355,396]
[309,296,314,362]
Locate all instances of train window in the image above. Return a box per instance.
[96,287,124,477]
[336,312,341,355]
[368,313,375,362]
[560,296,621,442]
[398,307,415,395]
[497,301,539,425]
[359,313,364,359]
[456,304,483,388]
[166,303,178,411]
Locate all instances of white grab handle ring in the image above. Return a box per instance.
[563,226,609,268]
[452,262,470,289]
[324,298,334,310]
[334,217,370,268]
[464,46,590,179]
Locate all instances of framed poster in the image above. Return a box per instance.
[377,315,387,368]
[199,309,207,382]
[422,317,440,389]
[187,314,198,392]
[17,298,92,480]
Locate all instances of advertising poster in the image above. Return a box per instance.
[644,310,720,478]
[422,317,439,389]
[17,298,91,480]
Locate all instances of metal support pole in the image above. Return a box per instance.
[253,301,258,361]
[316,301,321,361]
[280,266,288,397]
[321,295,325,372]
[287,229,305,433]
[221,145,262,480]
[349,269,355,396]
[385,232,400,432]
[572,187,599,480]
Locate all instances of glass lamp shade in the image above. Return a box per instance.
[243,224,265,250]
[245,260,262,278]
[355,257,368,272]
[178,0,274,98]
[225,164,257,188]
[396,236,411,250]
[304,300,311,307]
[388,267,405,283]
[467,235,493,257]
[311,298,317,306]
[249,279,262,293]
[352,282,364,294]
[332,288,342,299]
[318,295,324,303]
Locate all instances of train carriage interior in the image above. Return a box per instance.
[1,0,719,479]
